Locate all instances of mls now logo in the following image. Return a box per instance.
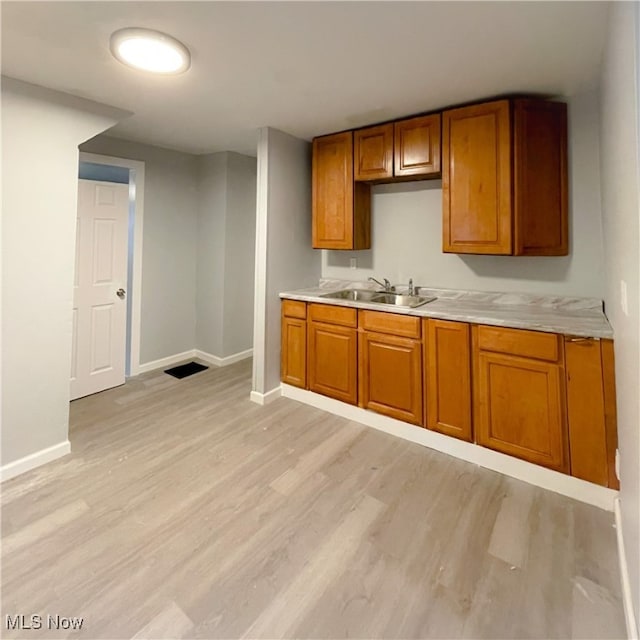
[6,615,84,630]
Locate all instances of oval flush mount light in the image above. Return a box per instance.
[110,28,190,74]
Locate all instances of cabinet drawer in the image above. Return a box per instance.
[309,303,357,327]
[282,299,307,319]
[476,325,560,362]
[360,310,421,339]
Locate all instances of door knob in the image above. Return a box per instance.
[116,288,126,299]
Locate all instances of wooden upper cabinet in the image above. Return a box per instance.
[354,124,393,181]
[443,100,512,255]
[443,98,568,256]
[312,132,371,250]
[394,114,441,177]
[354,116,441,182]
[473,326,569,473]
[514,99,568,255]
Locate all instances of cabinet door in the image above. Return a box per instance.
[442,100,512,255]
[475,350,568,472]
[426,319,472,441]
[281,316,306,388]
[312,132,371,250]
[514,99,568,256]
[354,124,393,181]
[308,321,358,404]
[394,114,441,177]
[565,338,611,486]
[360,331,423,425]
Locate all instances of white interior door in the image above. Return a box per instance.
[71,179,129,400]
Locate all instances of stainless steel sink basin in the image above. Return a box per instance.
[320,289,382,302]
[320,289,436,308]
[371,293,437,308]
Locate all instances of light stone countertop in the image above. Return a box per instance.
[280,280,614,339]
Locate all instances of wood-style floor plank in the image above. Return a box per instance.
[1,359,626,639]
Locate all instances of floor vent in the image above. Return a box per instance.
[164,361,208,379]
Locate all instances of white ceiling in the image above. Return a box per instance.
[1,1,609,156]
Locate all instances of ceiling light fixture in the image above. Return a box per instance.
[110,28,190,74]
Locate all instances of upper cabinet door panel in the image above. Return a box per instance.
[312,131,371,250]
[394,114,441,177]
[354,124,393,181]
[312,132,354,249]
[442,100,512,255]
[513,99,568,256]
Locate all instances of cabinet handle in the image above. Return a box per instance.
[566,337,595,343]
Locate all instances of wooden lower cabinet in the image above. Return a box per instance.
[281,316,307,388]
[425,319,472,441]
[565,337,619,488]
[281,301,307,388]
[308,321,358,404]
[359,330,423,426]
[281,300,617,487]
[474,327,569,473]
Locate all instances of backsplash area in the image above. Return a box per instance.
[321,92,605,300]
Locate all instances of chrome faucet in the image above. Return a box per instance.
[408,279,415,296]
[368,277,395,293]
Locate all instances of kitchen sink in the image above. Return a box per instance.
[320,289,382,302]
[372,293,437,308]
[320,289,436,308]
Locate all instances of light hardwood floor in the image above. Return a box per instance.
[1,359,626,639]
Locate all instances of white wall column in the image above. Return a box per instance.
[252,128,321,402]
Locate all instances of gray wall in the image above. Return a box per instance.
[80,136,199,364]
[600,2,640,626]
[196,151,257,358]
[252,127,321,395]
[196,153,227,357]
[1,78,123,467]
[223,152,257,357]
[322,91,606,299]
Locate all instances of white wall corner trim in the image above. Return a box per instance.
[281,384,619,512]
[251,127,270,396]
[195,348,253,367]
[615,498,640,640]
[250,386,282,406]
[137,350,196,374]
[1,440,71,483]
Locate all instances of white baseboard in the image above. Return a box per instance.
[615,498,639,639]
[281,384,619,512]
[137,350,196,374]
[195,348,253,367]
[250,386,282,406]
[1,440,71,483]
[137,348,253,375]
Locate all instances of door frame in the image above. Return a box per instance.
[79,151,145,376]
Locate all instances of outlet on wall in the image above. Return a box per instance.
[620,280,629,316]
[350,258,357,270]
